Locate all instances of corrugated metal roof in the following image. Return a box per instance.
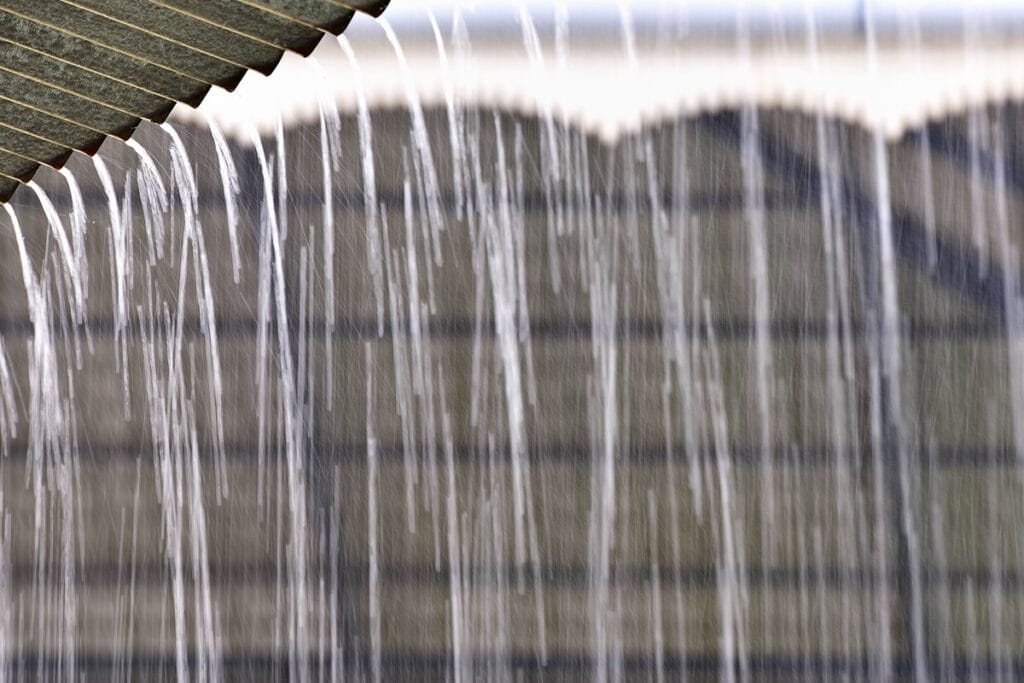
[0,0,390,201]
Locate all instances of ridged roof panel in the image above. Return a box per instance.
[0,0,390,201]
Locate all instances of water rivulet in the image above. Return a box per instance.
[1,10,1023,682]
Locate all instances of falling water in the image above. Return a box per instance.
[337,36,385,337]
[1,4,1024,682]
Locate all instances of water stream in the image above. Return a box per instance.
[0,5,1020,682]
